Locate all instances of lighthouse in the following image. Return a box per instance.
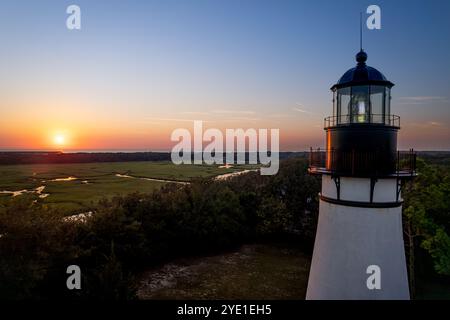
[306,49,416,299]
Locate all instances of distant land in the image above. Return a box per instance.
[0,151,308,165]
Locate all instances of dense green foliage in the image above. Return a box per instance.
[0,158,319,299]
[1,156,448,299]
[404,159,450,277]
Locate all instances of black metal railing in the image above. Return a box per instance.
[324,114,400,129]
[309,148,416,177]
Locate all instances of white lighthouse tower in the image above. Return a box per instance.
[306,49,416,300]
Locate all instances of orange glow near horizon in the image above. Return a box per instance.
[0,109,448,151]
[0,120,318,151]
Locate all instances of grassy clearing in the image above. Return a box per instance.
[137,243,311,300]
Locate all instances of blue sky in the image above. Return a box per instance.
[0,0,449,150]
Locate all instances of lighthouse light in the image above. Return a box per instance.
[350,86,369,123]
[357,100,366,122]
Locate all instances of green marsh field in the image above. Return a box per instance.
[0,161,249,213]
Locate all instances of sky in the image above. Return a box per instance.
[0,0,449,151]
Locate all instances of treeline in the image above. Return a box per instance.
[0,152,171,165]
[0,151,306,165]
[0,158,319,299]
[417,151,450,166]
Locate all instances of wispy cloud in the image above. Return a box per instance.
[398,96,447,101]
[292,107,312,114]
[143,117,210,123]
[211,109,256,115]
[396,96,449,105]
[224,117,261,121]
[408,121,444,128]
[267,113,289,118]
[292,103,316,115]
[175,110,260,122]
[178,111,210,115]
[143,121,163,125]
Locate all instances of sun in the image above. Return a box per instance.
[53,134,65,146]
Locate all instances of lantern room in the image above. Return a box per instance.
[309,50,416,177]
[328,50,397,128]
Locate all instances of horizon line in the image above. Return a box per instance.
[1,149,450,154]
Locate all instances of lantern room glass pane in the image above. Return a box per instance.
[333,91,336,117]
[337,87,350,124]
[385,87,391,124]
[370,85,385,123]
[350,85,369,123]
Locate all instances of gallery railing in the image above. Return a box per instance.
[324,114,400,129]
[309,148,416,177]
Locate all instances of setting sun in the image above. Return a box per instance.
[54,134,65,146]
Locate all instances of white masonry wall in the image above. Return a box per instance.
[306,176,409,300]
[321,175,400,202]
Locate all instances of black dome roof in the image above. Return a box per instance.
[331,50,394,90]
